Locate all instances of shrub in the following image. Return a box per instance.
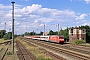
[3,32,12,40]
[7,51,12,55]
[74,39,86,44]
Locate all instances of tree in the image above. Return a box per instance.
[81,25,90,43]
[49,30,54,35]
[3,32,12,40]
[60,28,69,38]
[54,31,58,35]
[38,31,43,35]
[24,32,29,36]
[60,28,69,42]
[0,30,6,38]
[48,30,58,35]
[29,31,36,35]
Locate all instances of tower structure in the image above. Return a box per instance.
[69,27,86,42]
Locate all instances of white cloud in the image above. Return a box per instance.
[82,22,90,26]
[14,4,76,23]
[25,0,29,1]
[0,3,89,34]
[36,18,54,23]
[52,10,76,17]
[76,14,87,20]
[6,21,12,26]
[15,4,41,14]
[70,0,73,2]
[40,24,44,26]
[84,0,90,4]
[70,0,90,4]
[0,4,11,9]
[6,13,12,17]
[21,0,29,1]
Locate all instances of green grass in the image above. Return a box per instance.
[38,57,52,60]
[73,39,86,45]
[7,51,12,55]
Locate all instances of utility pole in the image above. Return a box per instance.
[58,24,59,36]
[11,1,15,54]
[44,24,45,36]
[33,30,34,35]
[67,25,68,31]
[5,22,6,31]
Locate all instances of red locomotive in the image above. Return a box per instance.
[25,35,64,43]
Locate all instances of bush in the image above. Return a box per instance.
[3,32,12,40]
[7,51,12,55]
[74,39,86,44]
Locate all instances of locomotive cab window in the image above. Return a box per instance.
[59,37,63,39]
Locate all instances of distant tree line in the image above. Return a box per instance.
[3,32,12,40]
[80,25,90,43]
[0,30,17,40]
[0,30,6,38]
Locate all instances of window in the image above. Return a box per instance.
[71,29,73,33]
[83,38,84,40]
[77,30,79,33]
[72,34,73,36]
[82,30,84,33]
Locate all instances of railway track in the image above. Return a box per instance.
[60,45,90,55]
[16,40,37,60]
[28,39,90,55]
[79,44,90,47]
[25,39,90,60]
[41,41,90,55]
[0,41,11,45]
[24,39,66,60]
[61,44,90,51]
[0,41,11,60]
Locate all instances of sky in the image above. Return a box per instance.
[0,0,90,34]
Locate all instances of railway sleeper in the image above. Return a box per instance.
[27,39,90,60]
[16,41,37,60]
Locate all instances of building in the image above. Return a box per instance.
[43,32,49,36]
[69,27,86,42]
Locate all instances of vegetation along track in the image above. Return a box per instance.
[24,39,66,60]
[60,44,90,55]
[39,41,90,55]
[26,38,90,55]
[25,39,90,60]
[16,40,37,60]
[0,41,11,60]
